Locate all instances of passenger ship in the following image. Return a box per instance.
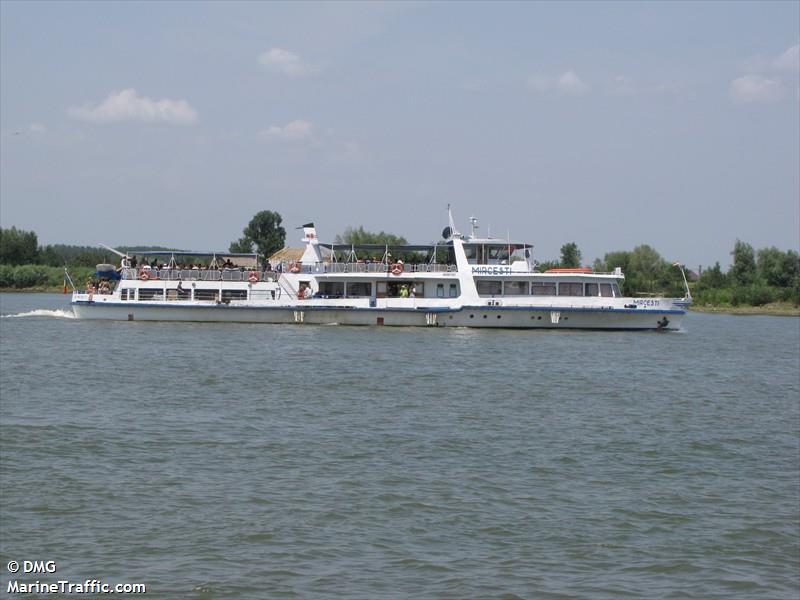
[71,215,690,330]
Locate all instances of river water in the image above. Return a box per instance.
[1,293,798,599]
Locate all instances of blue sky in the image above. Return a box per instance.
[1,0,798,269]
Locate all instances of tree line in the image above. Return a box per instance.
[0,226,173,267]
[2,219,798,306]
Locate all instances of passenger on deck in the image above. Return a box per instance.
[399,285,409,298]
[85,280,95,294]
[303,285,312,299]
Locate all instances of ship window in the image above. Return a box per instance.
[194,289,218,301]
[437,283,444,297]
[585,283,599,297]
[319,282,344,298]
[222,289,247,301]
[346,282,372,297]
[449,283,458,297]
[139,289,164,301]
[463,245,477,261]
[600,283,613,297]
[611,283,621,297]
[532,282,556,296]
[476,280,502,296]
[558,283,583,296]
[504,281,529,295]
[488,246,510,261]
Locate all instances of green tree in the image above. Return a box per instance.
[730,239,756,286]
[559,242,582,268]
[229,211,286,257]
[598,250,631,273]
[627,245,667,294]
[335,226,408,246]
[0,227,38,265]
[757,247,799,288]
[697,262,726,289]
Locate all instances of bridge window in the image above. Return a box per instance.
[476,280,502,296]
[504,281,529,295]
[558,282,583,296]
[532,282,556,296]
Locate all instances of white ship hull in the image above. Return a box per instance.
[72,300,684,330]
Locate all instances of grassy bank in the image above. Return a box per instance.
[0,265,95,291]
[689,302,800,317]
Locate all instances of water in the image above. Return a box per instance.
[1,293,798,599]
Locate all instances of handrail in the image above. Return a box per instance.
[278,262,456,274]
[121,268,276,282]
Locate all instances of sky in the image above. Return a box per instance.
[1,0,798,270]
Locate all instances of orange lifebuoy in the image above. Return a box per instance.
[390,263,404,276]
[139,271,149,281]
[248,271,259,283]
[289,262,301,274]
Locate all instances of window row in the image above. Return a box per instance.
[476,280,621,297]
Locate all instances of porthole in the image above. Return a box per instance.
[483,315,488,319]
[537,316,542,320]
[470,314,474,319]
[497,315,501,319]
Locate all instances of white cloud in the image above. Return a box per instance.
[258,48,316,77]
[259,120,314,142]
[556,70,589,95]
[730,75,783,103]
[528,70,589,96]
[68,89,197,124]
[773,44,799,72]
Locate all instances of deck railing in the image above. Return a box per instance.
[122,268,277,282]
[285,262,456,274]
[121,262,456,281]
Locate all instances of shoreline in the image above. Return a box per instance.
[689,303,799,317]
[3,288,798,317]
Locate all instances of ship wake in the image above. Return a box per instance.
[1,309,76,319]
